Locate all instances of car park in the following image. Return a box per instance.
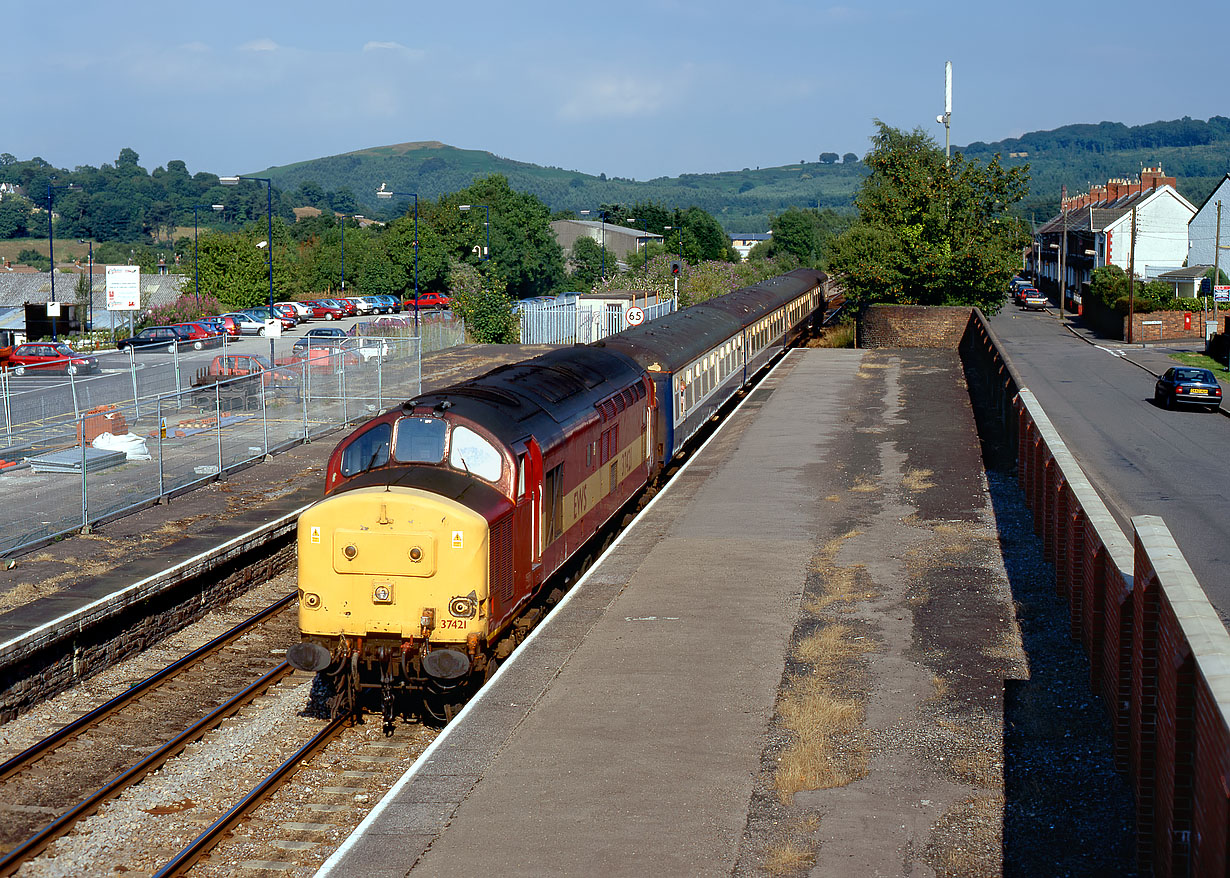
[359,296,389,314]
[7,342,99,376]
[373,295,401,313]
[117,325,193,353]
[344,296,375,315]
[172,322,223,350]
[242,307,296,333]
[197,316,229,336]
[203,353,298,388]
[1154,367,1223,411]
[291,327,350,355]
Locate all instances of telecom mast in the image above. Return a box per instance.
[936,61,952,162]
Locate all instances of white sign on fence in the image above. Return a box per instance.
[626,306,645,326]
[106,265,141,311]
[1215,285,1230,303]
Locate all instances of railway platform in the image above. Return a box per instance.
[319,347,1028,877]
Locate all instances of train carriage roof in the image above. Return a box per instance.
[598,268,826,374]
[405,345,645,451]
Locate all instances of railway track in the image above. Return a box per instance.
[0,588,299,875]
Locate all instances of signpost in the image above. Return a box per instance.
[106,265,141,340]
[625,306,645,327]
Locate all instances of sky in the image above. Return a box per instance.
[5,0,1228,182]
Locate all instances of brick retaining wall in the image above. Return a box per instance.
[964,308,1230,875]
[858,304,973,348]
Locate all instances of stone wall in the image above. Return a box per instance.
[858,305,973,348]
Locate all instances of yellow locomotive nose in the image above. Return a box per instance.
[296,485,489,645]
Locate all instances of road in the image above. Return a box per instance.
[987,303,1230,621]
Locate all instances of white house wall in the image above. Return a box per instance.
[1188,177,1230,268]
[1105,190,1195,275]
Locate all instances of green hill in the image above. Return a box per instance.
[255,142,866,233]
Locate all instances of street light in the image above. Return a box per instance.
[192,204,225,308]
[376,186,420,331]
[46,180,81,340]
[458,204,490,261]
[219,175,276,360]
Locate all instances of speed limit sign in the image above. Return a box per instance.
[626,306,645,326]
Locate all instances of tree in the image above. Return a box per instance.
[843,153,859,164]
[569,236,606,287]
[0,195,33,239]
[449,261,516,343]
[818,152,839,164]
[828,122,1030,313]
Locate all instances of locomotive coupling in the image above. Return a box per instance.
[420,607,436,635]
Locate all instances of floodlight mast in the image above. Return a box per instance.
[936,61,952,163]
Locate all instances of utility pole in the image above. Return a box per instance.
[1059,186,1067,320]
[1213,200,1222,330]
[1127,206,1138,344]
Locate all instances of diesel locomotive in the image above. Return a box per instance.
[287,269,829,729]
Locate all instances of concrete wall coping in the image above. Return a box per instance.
[1132,514,1230,729]
[1018,388,1135,580]
[0,503,312,667]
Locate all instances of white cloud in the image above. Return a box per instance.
[239,38,280,52]
[558,75,668,121]
[363,40,405,52]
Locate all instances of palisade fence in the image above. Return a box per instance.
[0,315,465,557]
[519,296,676,344]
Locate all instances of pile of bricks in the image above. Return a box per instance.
[146,413,236,440]
[79,406,128,446]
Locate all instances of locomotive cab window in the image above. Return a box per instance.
[393,417,447,464]
[450,425,502,482]
[340,422,391,476]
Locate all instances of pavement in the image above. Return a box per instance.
[319,347,1027,877]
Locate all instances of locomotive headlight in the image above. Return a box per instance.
[303,592,321,609]
[342,544,358,560]
[408,546,423,562]
[372,583,393,603]
[449,595,476,619]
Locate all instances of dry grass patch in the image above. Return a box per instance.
[949,750,999,788]
[858,362,890,369]
[763,840,816,875]
[805,565,877,616]
[930,674,949,701]
[901,467,935,492]
[849,478,879,493]
[816,529,861,563]
[825,494,841,503]
[793,623,875,671]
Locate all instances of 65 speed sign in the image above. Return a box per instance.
[625,306,645,326]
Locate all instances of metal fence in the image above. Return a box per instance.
[519,297,676,344]
[0,313,465,557]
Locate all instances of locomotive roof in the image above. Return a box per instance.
[597,268,826,373]
[404,344,644,450]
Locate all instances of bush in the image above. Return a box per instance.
[145,293,224,326]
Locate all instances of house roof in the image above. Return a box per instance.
[1037,185,1195,236]
[0,270,187,311]
[1157,265,1213,280]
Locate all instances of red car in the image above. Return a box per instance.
[172,322,223,350]
[271,304,300,327]
[306,300,346,320]
[404,293,451,311]
[8,342,99,376]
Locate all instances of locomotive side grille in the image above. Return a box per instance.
[489,516,514,605]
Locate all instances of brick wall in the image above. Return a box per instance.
[858,305,973,348]
[1128,310,1206,343]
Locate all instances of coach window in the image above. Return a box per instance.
[393,417,446,464]
[450,425,502,482]
[340,422,391,476]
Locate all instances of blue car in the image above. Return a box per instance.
[1154,367,1223,411]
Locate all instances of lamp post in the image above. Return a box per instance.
[46,181,81,340]
[580,208,611,279]
[458,204,490,261]
[77,238,94,331]
[376,186,420,331]
[219,175,275,360]
[192,204,225,309]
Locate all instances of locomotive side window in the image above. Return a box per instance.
[393,417,447,464]
[450,425,502,482]
[517,453,526,499]
[340,422,391,476]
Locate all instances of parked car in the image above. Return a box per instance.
[1020,289,1049,311]
[329,297,358,316]
[405,293,451,311]
[276,301,314,320]
[117,325,193,353]
[221,312,264,336]
[305,300,346,320]
[242,307,296,333]
[373,294,402,314]
[203,353,298,388]
[1154,367,1223,411]
[7,342,99,376]
[344,296,375,315]
[172,322,223,350]
[292,327,350,354]
[271,303,300,326]
[197,316,230,336]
